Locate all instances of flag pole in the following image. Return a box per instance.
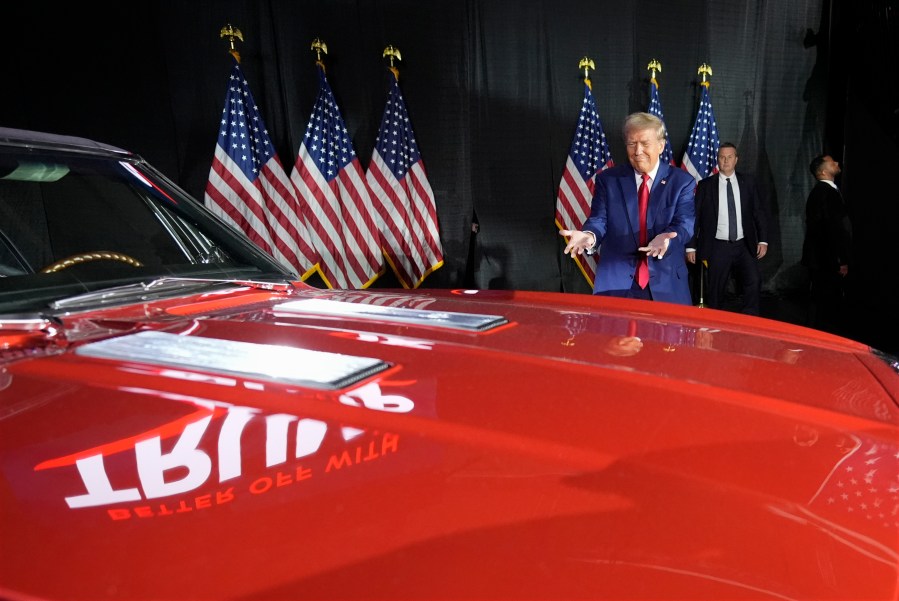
[697,262,706,308]
[367,44,444,288]
[206,24,320,278]
[297,36,384,288]
[694,62,713,309]
[698,62,712,308]
[647,58,675,166]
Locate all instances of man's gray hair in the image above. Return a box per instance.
[623,112,666,142]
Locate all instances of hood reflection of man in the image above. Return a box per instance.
[603,320,643,357]
[600,320,721,357]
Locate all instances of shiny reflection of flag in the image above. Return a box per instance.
[290,63,384,289]
[323,290,438,310]
[555,80,613,287]
[366,72,444,289]
[807,434,899,538]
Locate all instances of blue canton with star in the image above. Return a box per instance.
[569,83,611,181]
[218,59,277,182]
[303,66,357,182]
[374,78,420,180]
[648,80,674,164]
[685,84,720,178]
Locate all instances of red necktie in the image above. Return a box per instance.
[636,173,650,289]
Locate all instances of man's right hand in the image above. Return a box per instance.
[559,229,594,257]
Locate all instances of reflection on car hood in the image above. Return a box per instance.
[1,284,897,601]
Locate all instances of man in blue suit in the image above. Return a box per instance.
[560,112,696,304]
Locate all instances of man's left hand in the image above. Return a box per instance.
[639,232,677,259]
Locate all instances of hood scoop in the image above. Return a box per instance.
[275,298,508,332]
[75,330,389,389]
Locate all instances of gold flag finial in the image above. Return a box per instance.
[698,63,713,86]
[383,45,402,79]
[220,24,244,63]
[647,59,662,81]
[578,56,595,88]
[578,56,595,79]
[311,38,328,65]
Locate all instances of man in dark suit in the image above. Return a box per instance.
[686,142,768,315]
[560,112,695,305]
[801,154,852,335]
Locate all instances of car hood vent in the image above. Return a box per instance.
[274,298,508,332]
[75,330,389,389]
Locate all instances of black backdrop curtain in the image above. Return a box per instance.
[5,1,898,347]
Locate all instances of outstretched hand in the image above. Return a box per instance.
[638,232,677,259]
[559,229,594,257]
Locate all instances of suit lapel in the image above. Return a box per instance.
[647,163,670,231]
[617,166,641,244]
[712,175,720,222]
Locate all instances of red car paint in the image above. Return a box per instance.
[0,128,897,600]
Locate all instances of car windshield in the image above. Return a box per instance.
[0,144,293,315]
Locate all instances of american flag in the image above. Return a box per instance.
[555,80,613,286]
[290,63,384,289]
[365,71,444,289]
[205,57,319,278]
[648,77,675,165]
[681,82,720,181]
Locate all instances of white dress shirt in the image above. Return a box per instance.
[716,173,743,241]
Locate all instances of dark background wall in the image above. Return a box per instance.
[4,1,897,352]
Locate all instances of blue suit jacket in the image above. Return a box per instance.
[583,162,696,305]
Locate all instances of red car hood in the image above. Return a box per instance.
[2,284,897,601]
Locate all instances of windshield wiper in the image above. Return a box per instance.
[49,277,295,311]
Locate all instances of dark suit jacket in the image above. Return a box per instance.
[801,180,852,271]
[690,171,768,262]
[583,162,695,305]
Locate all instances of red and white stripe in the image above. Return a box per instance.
[555,155,600,284]
[205,146,319,277]
[681,153,718,182]
[290,145,384,289]
[366,152,443,289]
